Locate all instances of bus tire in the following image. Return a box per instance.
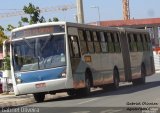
[67,89,76,96]
[84,76,91,96]
[140,64,146,84]
[33,93,45,103]
[133,64,146,85]
[80,71,91,96]
[112,69,120,89]
[76,71,91,97]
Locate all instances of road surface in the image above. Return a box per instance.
[22,73,160,113]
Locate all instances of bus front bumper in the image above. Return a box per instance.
[14,78,69,95]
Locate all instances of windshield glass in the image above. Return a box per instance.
[12,34,66,72]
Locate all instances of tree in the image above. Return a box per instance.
[0,26,4,31]
[21,3,60,24]
[21,3,41,24]
[0,26,8,46]
[48,17,59,22]
[6,24,16,32]
[18,21,23,27]
[53,17,59,22]
[21,3,51,24]
[39,16,46,23]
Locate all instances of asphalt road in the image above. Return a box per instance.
[26,73,160,113]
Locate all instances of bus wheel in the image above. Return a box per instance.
[85,77,91,95]
[140,65,146,84]
[113,69,120,89]
[133,65,146,85]
[33,93,45,103]
[81,72,91,96]
[67,89,76,96]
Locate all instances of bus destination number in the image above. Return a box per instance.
[35,83,46,89]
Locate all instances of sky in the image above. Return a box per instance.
[0,0,160,29]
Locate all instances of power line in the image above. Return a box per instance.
[0,4,76,19]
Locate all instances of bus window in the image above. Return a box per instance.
[69,38,74,57]
[69,36,80,58]
[128,33,138,52]
[86,30,91,41]
[136,34,143,52]
[86,30,94,53]
[140,34,147,51]
[100,32,107,53]
[114,33,121,53]
[145,34,151,51]
[107,32,115,53]
[127,33,132,51]
[78,30,85,40]
[78,30,88,54]
[93,31,101,53]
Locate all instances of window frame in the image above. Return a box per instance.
[68,35,81,58]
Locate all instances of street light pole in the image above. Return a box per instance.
[91,6,101,26]
[77,0,84,24]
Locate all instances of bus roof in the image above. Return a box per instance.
[12,21,148,34]
[66,22,148,33]
[11,21,67,33]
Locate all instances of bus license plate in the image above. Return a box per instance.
[35,83,46,89]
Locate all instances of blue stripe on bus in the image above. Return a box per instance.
[15,67,65,83]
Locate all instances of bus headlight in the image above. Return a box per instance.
[16,77,22,84]
[61,72,66,78]
[60,70,66,78]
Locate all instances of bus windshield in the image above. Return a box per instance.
[12,34,66,72]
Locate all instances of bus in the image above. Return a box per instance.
[10,22,155,102]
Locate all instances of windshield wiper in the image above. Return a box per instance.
[23,38,34,49]
[41,35,54,51]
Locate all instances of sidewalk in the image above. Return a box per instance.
[0,93,35,108]
[0,92,68,108]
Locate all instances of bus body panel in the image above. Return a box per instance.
[15,67,66,83]
[15,78,67,95]
[123,28,155,81]
[130,52,142,79]
[67,26,126,87]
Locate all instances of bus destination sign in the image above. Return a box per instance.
[12,25,65,39]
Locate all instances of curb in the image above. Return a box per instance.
[0,95,35,108]
[0,93,68,108]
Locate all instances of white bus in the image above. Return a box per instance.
[10,22,155,102]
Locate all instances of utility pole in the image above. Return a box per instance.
[76,0,84,24]
[123,0,130,20]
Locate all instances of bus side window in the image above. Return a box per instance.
[100,32,107,53]
[145,34,151,51]
[140,34,147,51]
[78,30,88,54]
[132,34,138,52]
[136,34,143,52]
[93,31,101,53]
[86,30,94,53]
[69,36,80,58]
[104,32,109,52]
[128,33,137,52]
[107,32,115,53]
[114,32,121,53]
[127,33,132,51]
